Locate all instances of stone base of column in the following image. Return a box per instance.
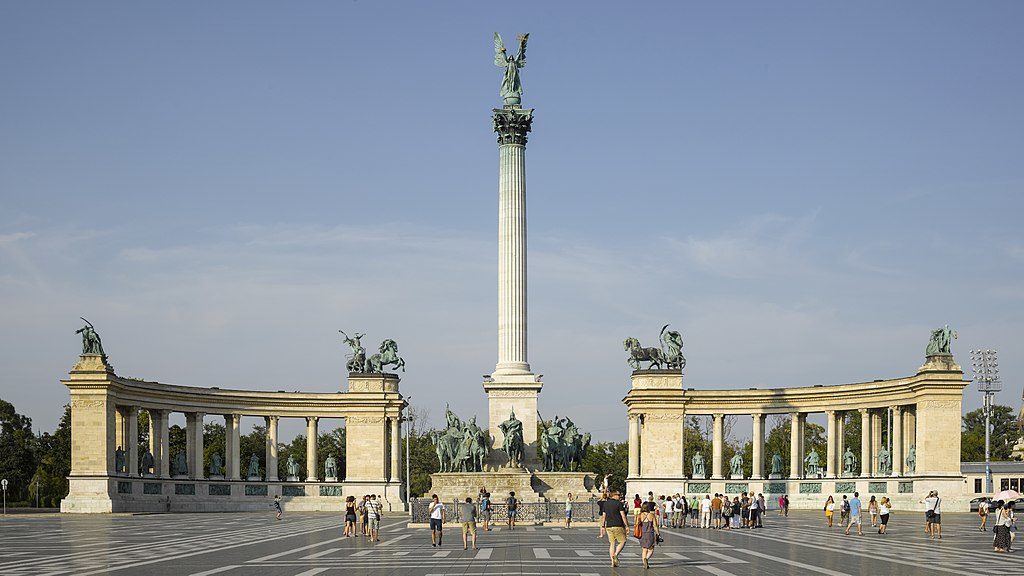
[483,373,543,471]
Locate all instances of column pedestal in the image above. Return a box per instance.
[483,374,542,470]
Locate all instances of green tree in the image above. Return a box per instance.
[168,424,186,465]
[0,398,39,502]
[203,422,226,474]
[405,430,439,498]
[581,441,628,493]
[962,405,1018,461]
[30,404,71,507]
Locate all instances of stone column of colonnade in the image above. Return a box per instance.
[871,411,882,475]
[751,414,766,479]
[225,413,241,480]
[628,415,641,478]
[836,413,846,473]
[789,413,802,478]
[891,406,904,477]
[266,416,279,481]
[306,417,319,481]
[711,414,725,479]
[860,408,871,476]
[186,412,205,479]
[825,410,837,478]
[389,417,400,482]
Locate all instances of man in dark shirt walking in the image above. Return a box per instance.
[600,491,629,567]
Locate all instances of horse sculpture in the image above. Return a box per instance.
[624,337,666,370]
[624,324,687,371]
[365,339,406,373]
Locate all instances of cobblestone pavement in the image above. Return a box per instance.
[0,511,1018,575]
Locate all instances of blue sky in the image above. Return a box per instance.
[2,1,1022,442]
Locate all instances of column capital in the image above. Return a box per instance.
[825,409,836,416]
[265,415,279,424]
[891,405,903,414]
[628,413,642,423]
[492,107,534,146]
[859,407,870,415]
[712,413,725,420]
[306,416,320,424]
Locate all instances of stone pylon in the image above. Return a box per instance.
[484,104,542,470]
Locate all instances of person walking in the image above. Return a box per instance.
[868,496,879,527]
[481,491,492,532]
[661,495,672,528]
[689,495,700,527]
[824,495,835,527]
[601,491,629,567]
[673,494,685,528]
[344,496,358,537]
[565,492,578,529]
[878,497,891,534]
[721,495,733,530]
[921,490,941,539]
[839,495,850,527]
[740,493,750,528]
[993,502,1015,552]
[429,494,446,547]
[597,492,607,539]
[460,496,478,550]
[633,494,643,520]
[636,501,661,569]
[506,491,519,530]
[979,498,990,531]
[783,495,790,517]
[366,494,382,542]
[844,491,863,536]
[361,495,370,536]
[711,494,723,529]
[731,497,741,528]
[273,495,283,520]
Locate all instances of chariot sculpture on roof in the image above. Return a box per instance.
[624,324,686,371]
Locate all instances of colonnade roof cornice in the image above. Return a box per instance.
[63,371,405,418]
[624,370,969,415]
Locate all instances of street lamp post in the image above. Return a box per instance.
[971,349,1001,494]
[405,396,412,512]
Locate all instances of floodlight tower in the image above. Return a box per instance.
[970,349,1001,494]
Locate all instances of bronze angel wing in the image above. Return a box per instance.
[516,33,529,66]
[494,32,507,67]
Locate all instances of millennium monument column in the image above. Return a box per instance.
[483,32,543,469]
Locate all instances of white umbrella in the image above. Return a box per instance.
[992,489,1021,502]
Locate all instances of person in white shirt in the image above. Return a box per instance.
[979,499,990,531]
[428,494,446,547]
[920,490,942,539]
[701,495,712,529]
[662,497,673,528]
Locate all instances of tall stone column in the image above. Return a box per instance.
[859,409,871,477]
[225,413,241,480]
[751,414,765,479]
[265,416,279,481]
[836,413,846,470]
[158,412,170,479]
[389,417,400,482]
[891,406,903,477]
[628,414,641,478]
[711,413,725,479]
[484,105,543,469]
[115,407,126,460]
[149,410,167,478]
[790,412,802,478]
[493,106,533,377]
[127,406,139,477]
[187,412,205,479]
[825,410,837,478]
[871,411,883,476]
[305,417,319,481]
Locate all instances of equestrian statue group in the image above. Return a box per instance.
[339,330,406,373]
[430,406,491,472]
[539,414,591,472]
[624,324,686,371]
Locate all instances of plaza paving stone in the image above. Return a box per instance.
[0,511,1019,575]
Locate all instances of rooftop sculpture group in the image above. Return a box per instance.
[926,324,957,356]
[538,414,591,472]
[624,324,686,371]
[339,330,406,373]
[75,318,106,357]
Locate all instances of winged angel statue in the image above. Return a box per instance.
[494,32,529,105]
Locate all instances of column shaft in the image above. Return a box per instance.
[495,142,530,374]
[127,407,139,477]
[115,407,126,455]
[790,413,802,478]
[712,414,724,479]
[825,410,837,479]
[148,410,161,476]
[871,411,882,476]
[837,413,846,471]
[628,415,640,478]
[751,414,765,479]
[229,414,241,480]
[891,407,903,477]
[265,416,279,481]
[158,412,170,479]
[389,417,400,482]
[192,413,205,479]
[859,409,871,477]
[305,417,319,481]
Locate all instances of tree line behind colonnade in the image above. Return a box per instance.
[2,397,1020,507]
